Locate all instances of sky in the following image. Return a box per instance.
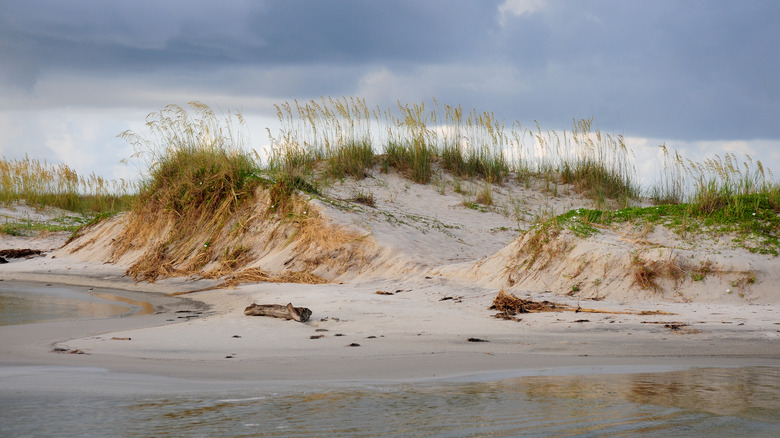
[1,0,779,186]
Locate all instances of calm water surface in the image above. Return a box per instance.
[1,366,778,437]
[0,282,154,325]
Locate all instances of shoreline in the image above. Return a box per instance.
[4,362,777,397]
[2,273,778,384]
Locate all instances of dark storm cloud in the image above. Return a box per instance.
[0,1,499,84]
[243,0,499,64]
[0,0,260,87]
[1,0,779,141]
[473,0,780,140]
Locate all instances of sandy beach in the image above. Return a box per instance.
[2,181,779,383]
[2,272,778,383]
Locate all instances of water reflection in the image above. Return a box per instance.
[1,367,778,437]
[626,367,780,421]
[124,367,779,437]
[0,285,155,326]
[91,292,156,316]
[519,367,780,421]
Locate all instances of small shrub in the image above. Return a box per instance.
[632,260,659,291]
[351,190,375,207]
[691,259,713,281]
[630,251,685,293]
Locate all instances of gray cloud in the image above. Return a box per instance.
[1,0,779,179]
[1,1,501,77]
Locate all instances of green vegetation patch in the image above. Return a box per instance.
[1,220,80,237]
[550,192,780,255]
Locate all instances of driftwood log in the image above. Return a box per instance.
[244,303,312,322]
[0,248,43,259]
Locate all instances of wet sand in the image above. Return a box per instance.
[1,276,778,383]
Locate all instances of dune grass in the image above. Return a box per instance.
[5,97,779,259]
[267,98,636,207]
[268,97,375,181]
[120,103,259,221]
[268,97,779,225]
[0,156,136,214]
[649,145,776,206]
[641,145,780,250]
[557,118,638,206]
[114,102,269,280]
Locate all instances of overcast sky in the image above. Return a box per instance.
[1,0,779,184]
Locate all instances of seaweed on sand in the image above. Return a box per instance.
[490,288,570,314]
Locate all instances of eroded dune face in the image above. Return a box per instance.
[59,186,376,285]
[60,168,779,305]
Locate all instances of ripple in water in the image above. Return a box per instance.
[0,366,778,437]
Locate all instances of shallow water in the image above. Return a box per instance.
[1,284,777,436]
[1,366,778,437]
[0,282,154,326]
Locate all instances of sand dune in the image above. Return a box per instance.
[1,171,778,381]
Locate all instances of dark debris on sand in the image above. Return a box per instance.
[0,248,43,259]
[490,289,569,315]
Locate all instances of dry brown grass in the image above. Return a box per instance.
[217,267,328,287]
[630,251,686,292]
[111,184,270,281]
[507,222,571,286]
[100,177,374,283]
[288,211,372,275]
[115,205,241,281]
[491,288,569,313]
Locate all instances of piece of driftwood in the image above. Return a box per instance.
[0,248,42,259]
[244,303,312,322]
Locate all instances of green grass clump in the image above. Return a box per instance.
[439,106,510,183]
[441,143,509,183]
[327,139,375,179]
[140,146,258,216]
[269,97,375,181]
[380,101,437,183]
[270,98,513,187]
[381,139,436,184]
[123,102,260,222]
[267,142,317,182]
[561,159,637,206]
[552,119,638,207]
[650,147,776,206]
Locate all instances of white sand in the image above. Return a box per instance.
[1,175,779,382]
